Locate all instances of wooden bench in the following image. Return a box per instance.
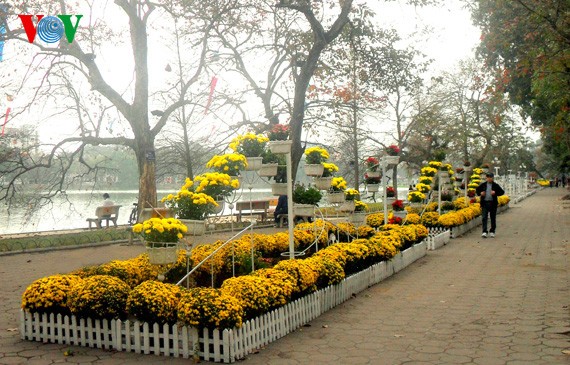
[86,205,122,229]
[236,199,270,222]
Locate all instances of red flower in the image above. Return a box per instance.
[386,144,400,156]
[389,216,402,224]
[392,199,404,211]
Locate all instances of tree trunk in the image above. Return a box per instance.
[135,139,157,216]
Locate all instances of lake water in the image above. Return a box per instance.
[0,187,411,235]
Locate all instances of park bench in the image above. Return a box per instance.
[236,199,270,223]
[86,205,122,229]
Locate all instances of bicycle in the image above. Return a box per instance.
[128,202,138,225]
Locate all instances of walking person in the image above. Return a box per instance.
[476,172,505,238]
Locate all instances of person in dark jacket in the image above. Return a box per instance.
[274,195,288,225]
[475,172,505,238]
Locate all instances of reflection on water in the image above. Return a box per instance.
[0,189,274,235]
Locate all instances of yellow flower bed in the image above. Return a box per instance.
[21,275,83,315]
[251,268,296,307]
[421,212,440,226]
[67,275,131,320]
[405,213,421,224]
[273,259,319,295]
[177,288,243,329]
[221,276,272,319]
[127,281,181,324]
[366,212,385,228]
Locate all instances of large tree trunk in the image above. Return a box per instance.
[135,139,158,215]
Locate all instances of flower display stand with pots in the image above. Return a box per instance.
[146,242,179,265]
[271,183,288,196]
[179,219,206,236]
[328,192,345,204]
[367,184,380,193]
[268,140,292,154]
[293,204,314,216]
[314,177,332,190]
[304,164,324,177]
[258,163,278,177]
[245,156,263,171]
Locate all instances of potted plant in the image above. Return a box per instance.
[161,187,218,236]
[407,191,425,204]
[259,151,280,177]
[304,146,329,176]
[192,173,240,213]
[391,199,407,219]
[386,186,396,197]
[267,124,292,154]
[132,217,187,265]
[328,176,347,203]
[206,153,247,177]
[365,156,380,177]
[229,132,269,170]
[351,200,368,225]
[292,184,322,216]
[364,172,381,193]
[384,144,400,165]
[315,162,339,189]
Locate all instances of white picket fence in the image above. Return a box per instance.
[427,230,451,250]
[21,241,427,363]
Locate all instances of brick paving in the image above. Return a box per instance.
[0,188,568,364]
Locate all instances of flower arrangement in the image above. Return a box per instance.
[126,281,181,324]
[419,176,433,185]
[161,189,218,221]
[268,124,290,141]
[392,199,405,211]
[472,167,483,175]
[386,186,396,197]
[132,217,188,244]
[364,173,381,184]
[330,176,347,192]
[304,146,329,164]
[21,275,84,315]
[428,160,442,169]
[229,132,269,157]
[463,161,471,167]
[408,191,425,203]
[385,144,400,156]
[365,156,379,171]
[366,212,385,228]
[177,287,244,329]
[292,184,323,205]
[67,275,131,320]
[193,172,240,199]
[321,162,339,177]
[441,163,453,172]
[344,188,360,201]
[354,200,368,212]
[206,153,247,176]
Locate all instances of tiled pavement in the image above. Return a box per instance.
[0,188,568,364]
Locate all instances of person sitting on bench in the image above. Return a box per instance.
[274,195,288,226]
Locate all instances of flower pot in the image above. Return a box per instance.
[383,155,400,165]
[211,200,225,214]
[367,184,380,193]
[179,219,206,236]
[350,212,367,226]
[367,170,380,178]
[385,197,396,205]
[146,243,178,265]
[338,200,355,213]
[328,192,346,204]
[271,183,288,196]
[268,140,292,154]
[258,163,278,177]
[314,177,332,190]
[304,164,324,177]
[392,210,407,219]
[245,156,263,171]
[293,204,314,216]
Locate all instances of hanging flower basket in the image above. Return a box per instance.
[179,219,206,236]
[293,204,314,216]
[383,155,400,165]
[328,192,346,203]
[304,164,324,177]
[367,171,381,178]
[314,177,332,190]
[146,242,179,265]
[367,184,380,193]
[258,163,278,177]
[244,157,263,171]
[271,183,288,196]
[268,140,292,154]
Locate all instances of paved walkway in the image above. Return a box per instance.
[0,188,568,364]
